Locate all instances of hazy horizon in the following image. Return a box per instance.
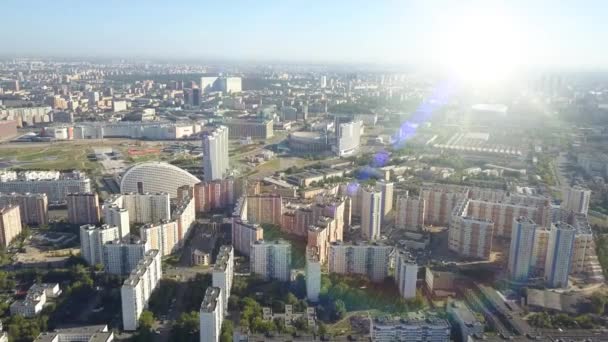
[4,0,608,70]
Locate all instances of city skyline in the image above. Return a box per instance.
[3,0,608,70]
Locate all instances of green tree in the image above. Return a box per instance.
[170,311,200,342]
[318,321,328,337]
[333,300,346,321]
[590,292,607,315]
[138,310,155,330]
[220,320,234,342]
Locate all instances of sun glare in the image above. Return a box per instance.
[433,6,526,84]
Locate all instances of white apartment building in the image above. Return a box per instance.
[361,187,382,240]
[545,222,576,288]
[121,250,162,331]
[328,242,392,282]
[376,181,394,218]
[250,240,291,282]
[334,120,362,157]
[394,249,418,299]
[200,287,223,342]
[102,203,130,239]
[103,239,150,275]
[305,248,321,302]
[202,126,229,182]
[212,245,234,313]
[139,220,179,256]
[562,186,591,215]
[80,224,119,266]
[508,217,538,282]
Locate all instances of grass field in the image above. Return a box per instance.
[0,144,99,171]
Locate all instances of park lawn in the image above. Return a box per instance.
[0,145,99,171]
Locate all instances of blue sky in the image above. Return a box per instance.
[3,0,607,67]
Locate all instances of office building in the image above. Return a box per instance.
[395,194,425,231]
[121,250,162,331]
[0,206,22,248]
[328,241,392,282]
[0,192,48,226]
[305,248,321,302]
[140,220,179,256]
[212,246,234,312]
[224,118,274,139]
[202,126,230,181]
[200,76,219,93]
[120,162,200,198]
[508,217,537,282]
[112,100,127,112]
[371,317,450,342]
[361,187,382,240]
[103,238,150,275]
[250,240,291,282]
[376,181,394,218]
[334,120,362,156]
[319,75,327,88]
[221,77,242,93]
[67,193,100,225]
[0,170,91,203]
[545,222,576,288]
[394,249,418,299]
[562,186,591,215]
[199,287,223,342]
[192,88,201,106]
[80,224,119,266]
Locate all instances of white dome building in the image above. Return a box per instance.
[120,162,200,198]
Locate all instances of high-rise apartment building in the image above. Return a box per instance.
[394,249,418,299]
[121,249,162,331]
[212,246,234,313]
[448,199,494,260]
[202,126,229,182]
[0,206,22,247]
[395,194,425,231]
[139,220,178,257]
[199,287,223,342]
[562,186,591,215]
[328,241,392,282]
[221,77,242,93]
[334,120,362,157]
[361,187,382,240]
[103,239,150,275]
[247,194,283,226]
[376,181,394,219]
[305,248,321,302]
[193,178,235,213]
[0,192,48,226]
[231,218,263,257]
[250,240,291,282]
[67,193,101,225]
[121,193,171,224]
[103,203,130,239]
[508,217,537,282]
[545,222,576,288]
[79,224,119,266]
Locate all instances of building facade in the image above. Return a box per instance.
[202,126,229,182]
[0,192,48,226]
[67,192,100,225]
[121,250,162,331]
[0,206,22,247]
[250,240,291,282]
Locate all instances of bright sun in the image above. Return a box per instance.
[433,6,526,84]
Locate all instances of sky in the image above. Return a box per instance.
[3,0,608,68]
